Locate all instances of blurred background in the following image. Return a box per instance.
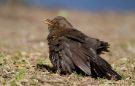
[0,0,135,55]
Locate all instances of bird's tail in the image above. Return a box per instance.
[97,41,110,54]
[91,57,122,80]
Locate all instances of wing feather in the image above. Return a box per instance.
[62,40,91,75]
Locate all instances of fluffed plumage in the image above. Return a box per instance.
[45,16,121,80]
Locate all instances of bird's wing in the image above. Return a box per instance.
[61,28,121,80]
[60,37,92,75]
[60,36,111,76]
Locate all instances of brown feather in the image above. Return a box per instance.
[46,16,121,80]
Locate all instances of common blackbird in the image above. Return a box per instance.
[44,16,121,80]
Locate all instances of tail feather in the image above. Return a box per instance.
[91,62,111,79]
[97,41,109,54]
[91,56,122,80]
[107,68,122,80]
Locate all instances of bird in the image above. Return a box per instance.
[44,16,121,80]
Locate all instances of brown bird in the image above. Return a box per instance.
[44,16,121,80]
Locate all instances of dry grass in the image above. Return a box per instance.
[0,7,135,86]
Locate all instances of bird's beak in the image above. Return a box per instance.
[44,19,53,25]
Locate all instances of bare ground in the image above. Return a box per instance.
[0,7,135,86]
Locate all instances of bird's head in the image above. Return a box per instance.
[44,16,73,31]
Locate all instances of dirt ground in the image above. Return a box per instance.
[0,7,135,86]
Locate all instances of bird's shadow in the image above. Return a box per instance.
[36,63,86,75]
[36,63,89,77]
[36,63,56,73]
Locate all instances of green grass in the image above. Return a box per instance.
[0,45,135,86]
